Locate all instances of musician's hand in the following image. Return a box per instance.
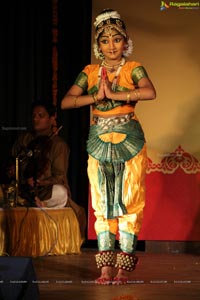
[36,179,49,186]
[35,196,47,208]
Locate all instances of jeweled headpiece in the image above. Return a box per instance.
[93,9,133,60]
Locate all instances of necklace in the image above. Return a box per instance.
[98,57,126,92]
[102,60,123,73]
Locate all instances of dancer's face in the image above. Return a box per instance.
[98,28,126,61]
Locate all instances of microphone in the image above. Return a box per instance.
[18,146,33,162]
[25,150,33,157]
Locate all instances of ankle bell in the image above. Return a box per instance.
[95,251,115,269]
[115,252,138,272]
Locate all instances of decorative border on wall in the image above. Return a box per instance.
[147,145,200,174]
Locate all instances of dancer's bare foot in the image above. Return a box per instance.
[112,269,131,285]
[95,266,114,285]
[35,196,46,208]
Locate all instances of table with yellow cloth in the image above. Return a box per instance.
[0,208,7,255]
[0,207,82,257]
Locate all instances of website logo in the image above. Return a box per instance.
[160,1,200,10]
[160,1,170,10]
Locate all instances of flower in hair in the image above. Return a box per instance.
[123,38,133,57]
[94,10,121,28]
[93,42,104,60]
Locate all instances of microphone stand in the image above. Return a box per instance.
[14,157,19,207]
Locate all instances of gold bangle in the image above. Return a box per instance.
[126,91,131,104]
[73,96,79,108]
[92,93,98,103]
[137,89,141,100]
[134,90,140,101]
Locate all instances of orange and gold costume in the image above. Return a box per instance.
[75,61,148,253]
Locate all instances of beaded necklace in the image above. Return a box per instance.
[97,57,126,92]
[102,60,122,73]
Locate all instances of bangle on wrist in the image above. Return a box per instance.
[134,89,140,101]
[73,96,79,108]
[92,93,98,103]
[126,91,131,104]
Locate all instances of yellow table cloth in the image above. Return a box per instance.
[0,208,7,255]
[4,207,82,257]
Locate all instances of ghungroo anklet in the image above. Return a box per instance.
[115,252,138,272]
[95,251,115,269]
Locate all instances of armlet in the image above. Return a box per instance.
[131,66,148,85]
[74,72,88,91]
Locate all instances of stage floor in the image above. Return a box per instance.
[32,248,200,300]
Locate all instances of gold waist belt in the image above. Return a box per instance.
[93,112,134,130]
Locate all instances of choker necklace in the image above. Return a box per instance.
[98,57,126,91]
[102,60,123,73]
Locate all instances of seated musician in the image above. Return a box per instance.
[1,101,86,240]
[11,101,70,208]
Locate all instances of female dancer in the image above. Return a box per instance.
[61,8,156,284]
